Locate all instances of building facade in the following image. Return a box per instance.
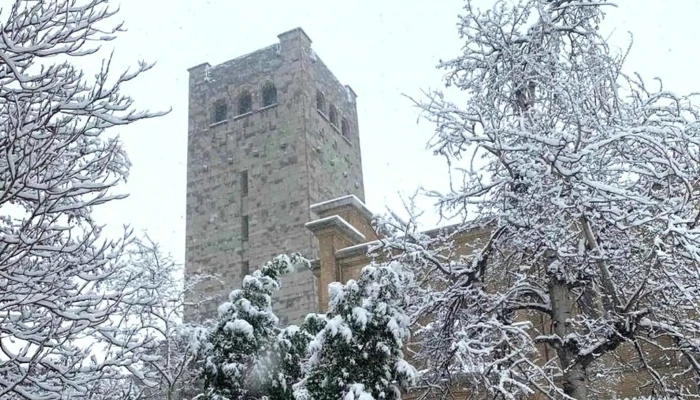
[185,28,365,323]
[185,28,693,398]
[305,196,693,399]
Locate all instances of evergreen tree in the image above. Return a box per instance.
[200,254,305,400]
[266,314,327,400]
[296,263,417,400]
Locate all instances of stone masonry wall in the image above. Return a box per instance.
[185,28,365,325]
[305,54,365,208]
[308,209,693,399]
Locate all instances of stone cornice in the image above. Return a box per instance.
[310,194,373,222]
[305,215,365,244]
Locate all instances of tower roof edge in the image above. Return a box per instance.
[277,27,312,44]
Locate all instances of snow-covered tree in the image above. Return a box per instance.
[295,264,417,400]
[379,0,700,398]
[117,237,217,400]
[0,0,172,398]
[265,314,326,400]
[200,254,307,400]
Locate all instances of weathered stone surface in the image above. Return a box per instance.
[185,28,365,324]
[306,199,696,399]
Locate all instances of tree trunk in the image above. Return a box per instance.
[549,277,588,399]
[562,362,587,400]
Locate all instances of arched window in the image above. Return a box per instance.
[316,91,325,112]
[212,100,227,123]
[341,118,350,137]
[238,91,252,115]
[328,104,338,126]
[262,82,277,107]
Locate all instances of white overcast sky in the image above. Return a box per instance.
[93,0,700,264]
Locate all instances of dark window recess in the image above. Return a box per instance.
[341,118,349,137]
[238,92,252,115]
[241,171,248,196]
[329,104,338,126]
[241,261,250,280]
[262,83,277,107]
[316,91,325,112]
[212,101,227,123]
[241,215,249,241]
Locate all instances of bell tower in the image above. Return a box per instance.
[185,28,365,324]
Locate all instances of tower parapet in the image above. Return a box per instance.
[185,28,365,324]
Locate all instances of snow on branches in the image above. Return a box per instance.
[201,254,309,400]
[296,263,417,400]
[0,0,170,398]
[385,0,700,398]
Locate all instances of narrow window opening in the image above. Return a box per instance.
[262,82,277,107]
[212,100,227,123]
[241,215,249,241]
[329,104,338,126]
[316,91,325,112]
[341,118,350,137]
[241,171,248,196]
[238,92,252,115]
[241,261,250,281]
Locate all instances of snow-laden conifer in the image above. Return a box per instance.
[296,263,417,400]
[201,254,306,400]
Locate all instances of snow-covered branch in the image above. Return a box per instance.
[0,1,175,398]
[385,0,700,398]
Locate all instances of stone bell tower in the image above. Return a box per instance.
[185,28,365,324]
